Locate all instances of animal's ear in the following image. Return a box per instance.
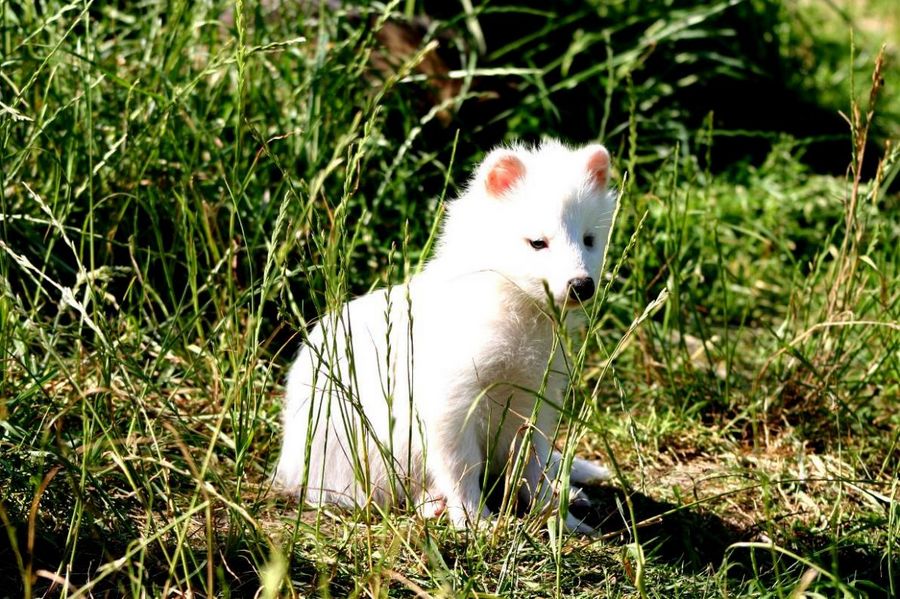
[582,144,611,189]
[482,150,526,198]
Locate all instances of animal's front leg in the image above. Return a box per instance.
[550,449,603,534]
[521,430,555,510]
[522,430,599,535]
[425,418,490,528]
[517,404,562,510]
[566,453,611,485]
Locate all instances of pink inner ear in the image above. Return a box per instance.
[486,155,526,197]
[586,148,610,188]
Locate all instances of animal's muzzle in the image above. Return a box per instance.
[567,277,595,303]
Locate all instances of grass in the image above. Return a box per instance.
[1,0,899,596]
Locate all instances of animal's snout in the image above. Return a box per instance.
[567,277,595,303]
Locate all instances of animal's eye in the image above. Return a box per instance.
[528,238,548,250]
[584,235,595,248]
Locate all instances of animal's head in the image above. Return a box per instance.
[440,140,617,309]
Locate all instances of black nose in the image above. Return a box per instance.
[567,277,595,302]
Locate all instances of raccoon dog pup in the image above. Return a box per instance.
[276,140,616,532]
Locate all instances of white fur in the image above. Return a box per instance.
[276,140,616,532]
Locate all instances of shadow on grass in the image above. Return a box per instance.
[571,485,896,597]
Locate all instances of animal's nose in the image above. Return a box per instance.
[567,277,595,302]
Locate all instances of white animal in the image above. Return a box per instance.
[276,140,617,532]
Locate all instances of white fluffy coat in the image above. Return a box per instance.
[276,140,616,531]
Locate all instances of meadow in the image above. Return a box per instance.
[1,0,899,596]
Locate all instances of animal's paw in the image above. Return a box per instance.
[569,457,611,486]
[417,493,447,520]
